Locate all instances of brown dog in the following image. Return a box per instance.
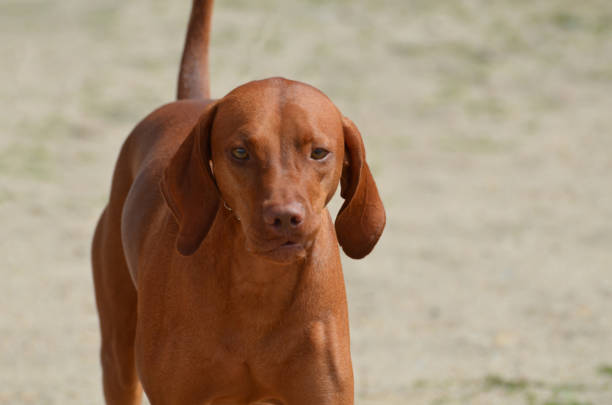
[92,1,385,404]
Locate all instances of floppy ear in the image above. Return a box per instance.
[160,103,220,256]
[335,117,386,259]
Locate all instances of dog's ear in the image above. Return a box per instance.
[335,117,386,259]
[160,103,220,256]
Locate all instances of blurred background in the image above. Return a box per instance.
[1,0,612,404]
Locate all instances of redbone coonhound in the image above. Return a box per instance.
[92,1,385,404]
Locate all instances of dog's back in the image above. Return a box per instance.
[92,99,210,405]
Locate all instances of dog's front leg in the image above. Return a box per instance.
[277,321,354,405]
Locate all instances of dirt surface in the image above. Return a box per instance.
[2,1,612,404]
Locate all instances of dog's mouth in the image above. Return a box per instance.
[266,239,305,254]
[248,237,310,263]
[268,240,306,262]
[241,218,320,263]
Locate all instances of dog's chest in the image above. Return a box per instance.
[138,308,307,403]
[137,275,312,398]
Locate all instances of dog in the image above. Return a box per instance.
[92,0,385,404]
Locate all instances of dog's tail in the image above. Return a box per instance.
[177,0,214,100]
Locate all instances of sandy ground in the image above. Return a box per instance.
[1,0,612,404]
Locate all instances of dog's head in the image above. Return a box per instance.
[161,78,385,262]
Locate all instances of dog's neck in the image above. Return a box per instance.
[199,208,336,319]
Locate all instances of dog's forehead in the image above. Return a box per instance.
[213,78,342,137]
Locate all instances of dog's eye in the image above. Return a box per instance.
[311,148,329,160]
[231,148,249,160]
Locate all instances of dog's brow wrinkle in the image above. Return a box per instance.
[302,132,315,144]
[235,129,253,140]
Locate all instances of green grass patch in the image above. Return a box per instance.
[597,364,612,377]
[552,11,582,30]
[542,400,592,405]
[484,374,530,392]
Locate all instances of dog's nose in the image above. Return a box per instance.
[263,202,305,232]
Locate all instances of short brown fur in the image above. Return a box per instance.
[92,2,385,404]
